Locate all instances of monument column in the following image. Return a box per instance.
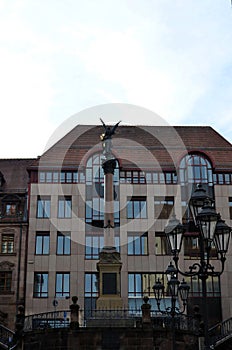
[96,120,123,310]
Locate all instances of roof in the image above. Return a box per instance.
[0,159,35,192]
[29,125,232,171]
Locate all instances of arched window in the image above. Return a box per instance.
[179,153,214,224]
[179,154,213,186]
[85,153,120,227]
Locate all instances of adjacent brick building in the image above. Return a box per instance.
[0,159,34,329]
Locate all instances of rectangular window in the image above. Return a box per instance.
[154,196,174,219]
[55,273,70,297]
[185,276,220,297]
[33,273,48,298]
[155,232,170,255]
[35,232,50,255]
[229,197,232,220]
[57,232,71,255]
[1,235,14,254]
[85,234,120,259]
[37,196,51,218]
[0,272,12,292]
[127,197,147,219]
[85,273,98,315]
[127,233,148,255]
[58,196,72,218]
[5,204,17,216]
[128,273,167,299]
[85,234,104,259]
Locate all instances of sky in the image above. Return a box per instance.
[1,0,232,158]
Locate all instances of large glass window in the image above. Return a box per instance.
[185,275,220,297]
[33,273,48,298]
[58,196,72,218]
[179,154,213,185]
[37,196,51,218]
[1,234,14,254]
[0,271,12,292]
[35,232,50,255]
[127,233,148,255]
[154,196,174,219]
[55,273,70,297]
[127,197,147,219]
[85,273,98,315]
[85,153,120,227]
[57,232,71,255]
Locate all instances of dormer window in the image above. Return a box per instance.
[5,204,17,216]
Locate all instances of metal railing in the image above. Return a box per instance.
[0,324,17,350]
[23,308,200,331]
[209,316,232,347]
[24,310,72,331]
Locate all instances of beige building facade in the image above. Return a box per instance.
[21,125,232,328]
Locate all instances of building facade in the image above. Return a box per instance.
[2,125,232,331]
[0,159,34,329]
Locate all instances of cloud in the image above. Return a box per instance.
[0,0,232,157]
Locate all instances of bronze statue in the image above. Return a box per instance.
[100,119,121,159]
[100,118,121,141]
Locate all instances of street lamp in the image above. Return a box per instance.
[164,184,231,350]
[153,263,190,350]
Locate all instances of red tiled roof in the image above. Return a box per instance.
[29,125,232,171]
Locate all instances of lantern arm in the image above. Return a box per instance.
[173,255,226,278]
[173,256,203,277]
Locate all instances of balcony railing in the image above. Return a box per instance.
[0,324,17,350]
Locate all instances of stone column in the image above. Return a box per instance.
[102,158,117,249]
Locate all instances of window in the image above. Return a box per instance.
[154,196,174,219]
[229,198,232,220]
[179,154,213,185]
[128,273,167,309]
[57,232,71,255]
[155,232,170,255]
[38,171,85,183]
[184,236,200,258]
[37,196,51,218]
[33,273,48,298]
[85,153,120,227]
[213,173,232,185]
[35,232,50,255]
[58,196,72,218]
[0,272,12,292]
[85,233,120,259]
[185,275,220,297]
[5,204,17,216]
[85,234,104,259]
[1,235,14,253]
[85,273,98,315]
[128,233,148,255]
[127,197,147,219]
[55,273,70,297]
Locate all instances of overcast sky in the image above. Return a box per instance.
[1,0,232,158]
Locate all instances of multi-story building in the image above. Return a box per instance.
[22,124,232,328]
[0,159,34,329]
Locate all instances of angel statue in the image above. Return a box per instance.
[100,118,121,159]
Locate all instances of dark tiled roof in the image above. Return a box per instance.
[0,159,35,192]
[29,125,232,171]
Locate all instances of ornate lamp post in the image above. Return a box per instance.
[164,184,231,350]
[153,263,190,350]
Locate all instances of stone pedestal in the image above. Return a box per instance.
[96,248,123,309]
